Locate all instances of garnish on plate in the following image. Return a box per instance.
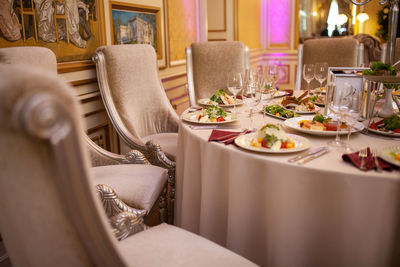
[298,114,346,131]
[264,105,298,119]
[280,91,316,112]
[250,124,295,150]
[197,105,231,122]
[208,88,235,105]
[369,114,400,133]
[390,151,400,161]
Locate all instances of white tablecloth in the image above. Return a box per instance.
[175,104,400,267]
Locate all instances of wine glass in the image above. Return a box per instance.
[342,91,362,152]
[261,65,277,117]
[242,69,261,131]
[303,64,315,95]
[315,62,328,95]
[327,84,352,147]
[268,63,279,93]
[227,72,243,116]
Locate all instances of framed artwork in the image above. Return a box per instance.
[110,1,165,67]
[0,0,106,72]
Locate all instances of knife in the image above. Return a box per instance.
[297,148,330,165]
[288,146,327,163]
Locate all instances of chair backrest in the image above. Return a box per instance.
[0,46,57,74]
[295,37,361,91]
[186,41,250,106]
[93,44,179,140]
[0,65,126,267]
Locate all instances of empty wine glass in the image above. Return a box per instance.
[242,69,261,131]
[315,62,328,95]
[342,91,362,152]
[227,72,243,116]
[303,64,315,95]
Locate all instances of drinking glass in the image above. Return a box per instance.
[242,70,261,131]
[342,91,362,152]
[315,62,328,95]
[268,63,279,92]
[303,64,315,95]
[227,72,243,116]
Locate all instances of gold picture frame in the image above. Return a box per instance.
[110,1,164,62]
[0,0,106,73]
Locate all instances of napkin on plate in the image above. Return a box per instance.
[208,130,249,145]
[342,147,393,171]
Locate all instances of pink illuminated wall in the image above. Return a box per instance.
[267,0,291,48]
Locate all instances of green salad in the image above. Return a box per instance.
[362,61,397,76]
[209,88,234,105]
[264,105,297,118]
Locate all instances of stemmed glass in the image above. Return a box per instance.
[342,91,362,152]
[315,62,328,95]
[227,72,243,117]
[303,64,315,95]
[261,64,278,117]
[242,69,262,131]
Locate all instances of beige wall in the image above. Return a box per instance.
[237,0,261,49]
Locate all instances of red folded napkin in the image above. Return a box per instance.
[282,89,293,96]
[342,147,392,171]
[208,130,249,145]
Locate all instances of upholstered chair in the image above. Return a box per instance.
[186,41,250,106]
[296,38,362,91]
[0,46,169,225]
[93,44,179,222]
[0,64,256,267]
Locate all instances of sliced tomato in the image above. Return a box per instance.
[261,140,268,148]
[197,115,202,121]
[280,142,287,149]
[369,123,378,130]
[323,122,338,131]
[216,116,225,122]
[394,128,400,133]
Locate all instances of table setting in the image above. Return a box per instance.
[176,62,400,267]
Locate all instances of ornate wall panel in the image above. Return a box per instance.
[167,0,197,65]
[266,0,291,49]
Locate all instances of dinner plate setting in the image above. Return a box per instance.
[181,110,237,124]
[284,115,365,136]
[197,98,243,107]
[380,146,400,167]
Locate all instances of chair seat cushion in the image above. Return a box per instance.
[142,132,178,160]
[118,223,256,267]
[91,165,167,212]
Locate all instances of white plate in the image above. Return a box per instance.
[281,104,321,114]
[198,98,243,107]
[181,111,237,124]
[368,127,400,137]
[235,133,310,153]
[284,115,364,136]
[380,146,400,167]
[273,91,289,98]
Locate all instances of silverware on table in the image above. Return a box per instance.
[189,125,240,130]
[288,146,328,163]
[297,147,330,165]
[359,147,368,171]
[372,148,382,172]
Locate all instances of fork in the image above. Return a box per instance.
[372,148,382,173]
[359,147,367,171]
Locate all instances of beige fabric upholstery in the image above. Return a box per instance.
[141,132,178,159]
[301,37,359,90]
[191,41,246,100]
[119,223,256,267]
[0,46,57,74]
[92,165,167,212]
[96,45,179,140]
[0,64,256,267]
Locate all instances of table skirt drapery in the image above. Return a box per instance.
[175,106,400,267]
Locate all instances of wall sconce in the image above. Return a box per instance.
[356,12,369,23]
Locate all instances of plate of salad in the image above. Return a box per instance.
[284,114,364,136]
[280,92,320,114]
[182,105,236,124]
[198,88,243,107]
[263,105,299,120]
[368,115,400,137]
[235,124,310,153]
[380,146,400,167]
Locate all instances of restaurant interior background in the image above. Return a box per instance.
[1,0,388,154]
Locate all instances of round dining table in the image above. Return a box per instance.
[175,101,400,267]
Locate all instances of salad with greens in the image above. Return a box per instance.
[250,124,295,150]
[196,105,231,123]
[209,88,235,105]
[369,114,400,134]
[264,105,298,119]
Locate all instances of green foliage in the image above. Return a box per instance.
[383,115,400,130]
[210,88,226,104]
[362,61,397,76]
[376,5,390,41]
[312,114,330,123]
[205,105,227,118]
